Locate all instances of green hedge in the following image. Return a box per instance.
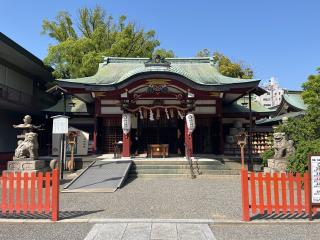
[287,139,320,174]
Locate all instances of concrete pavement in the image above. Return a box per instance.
[84,223,215,240]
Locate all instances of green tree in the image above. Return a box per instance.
[196,48,211,57]
[196,49,254,79]
[276,68,320,174]
[153,48,175,58]
[42,6,174,78]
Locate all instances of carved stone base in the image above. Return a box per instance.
[264,158,287,173]
[7,160,46,171]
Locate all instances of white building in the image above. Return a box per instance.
[255,77,284,108]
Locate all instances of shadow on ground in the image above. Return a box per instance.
[0,210,104,220]
[251,211,319,220]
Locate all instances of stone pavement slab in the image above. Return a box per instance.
[84,223,216,240]
[151,223,177,239]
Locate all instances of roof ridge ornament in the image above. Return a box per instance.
[144,55,171,67]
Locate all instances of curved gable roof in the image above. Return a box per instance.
[57,57,260,90]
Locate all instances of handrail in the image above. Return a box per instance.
[185,143,196,179]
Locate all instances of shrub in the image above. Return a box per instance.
[287,139,320,174]
[261,148,274,167]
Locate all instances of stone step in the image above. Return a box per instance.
[129,169,240,175]
[132,160,222,165]
[129,169,240,178]
[131,164,230,170]
[128,174,192,178]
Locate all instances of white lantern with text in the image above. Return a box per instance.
[122,113,131,135]
[186,113,196,135]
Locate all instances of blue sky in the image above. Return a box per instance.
[1,0,319,89]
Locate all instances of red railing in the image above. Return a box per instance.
[241,169,317,221]
[0,169,59,221]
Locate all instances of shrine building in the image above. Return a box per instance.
[55,56,271,158]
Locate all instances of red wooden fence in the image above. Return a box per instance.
[241,169,317,221]
[0,169,59,221]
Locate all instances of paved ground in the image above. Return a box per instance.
[0,223,93,240]
[211,224,320,240]
[1,222,320,240]
[59,176,242,220]
[84,223,215,240]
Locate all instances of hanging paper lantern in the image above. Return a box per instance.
[122,113,131,135]
[186,113,196,134]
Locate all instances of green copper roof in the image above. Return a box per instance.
[224,98,274,113]
[58,57,259,87]
[43,97,88,113]
[256,111,305,125]
[283,91,307,111]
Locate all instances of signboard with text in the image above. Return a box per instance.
[310,155,320,204]
[52,115,69,134]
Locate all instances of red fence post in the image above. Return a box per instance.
[30,172,36,214]
[45,172,51,214]
[258,173,264,214]
[304,173,310,216]
[250,173,257,214]
[265,173,272,214]
[281,173,287,213]
[37,172,43,213]
[274,173,280,214]
[296,173,302,214]
[288,173,295,214]
[16,172,21,213]
[23,173,28,213]
[51,169,59,221]
[8,172,14,213]
[241,169,250,221]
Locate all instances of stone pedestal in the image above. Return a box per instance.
[264,158,287,174]
[5,159,49,175]
[4,159,50,188]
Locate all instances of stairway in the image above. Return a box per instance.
[128,157,245,178]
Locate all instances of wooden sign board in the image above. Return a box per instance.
[52,116,69,134]
[308,154,320,220]
[310,155,320,204]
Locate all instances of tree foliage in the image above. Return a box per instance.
[196,49,254,79]
[276,68,320,174]
[42,6,174,78]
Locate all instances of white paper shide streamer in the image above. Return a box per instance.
[178,110,184,119]
[139,108,143,119]
[165,108,169,119]
[122,113,131,135]
[186,113,196,134]
[149,109,154,121]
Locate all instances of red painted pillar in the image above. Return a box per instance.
[93,98,100,154]
[184,121,193,157]
[122,133,131,157]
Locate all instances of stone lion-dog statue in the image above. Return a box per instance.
[14,132,39,159]
[273,132,295,159]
